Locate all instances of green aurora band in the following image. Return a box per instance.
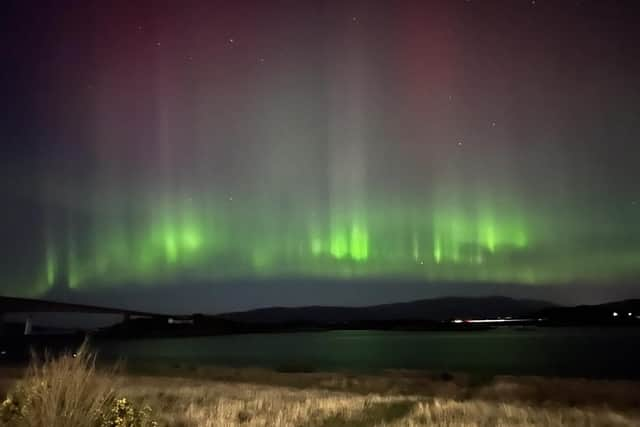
[19,189,637,297]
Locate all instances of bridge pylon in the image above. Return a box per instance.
[24,315,32,335]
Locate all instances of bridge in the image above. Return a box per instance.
[0,296,170,335]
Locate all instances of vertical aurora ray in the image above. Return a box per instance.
[44,225,58,287]
[325,15,371,266]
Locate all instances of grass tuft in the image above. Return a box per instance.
[1,342,156,427]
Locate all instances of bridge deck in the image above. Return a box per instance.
[0,296,165,317]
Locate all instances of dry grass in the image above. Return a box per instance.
[474,376,640,411]
[118,363,640,412]
[116,375,640,426]
[2,351,640,426]
[124,363,469,398]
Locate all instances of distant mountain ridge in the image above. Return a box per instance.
[536,299,640,323]
[218,296,555,324]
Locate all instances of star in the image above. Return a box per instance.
[352,16,358,23]
[457,141,464,147]
[228,38,235,44]
[155,41,161,47]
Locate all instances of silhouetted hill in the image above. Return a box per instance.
[536,299,640,324]
[218,296,554,324]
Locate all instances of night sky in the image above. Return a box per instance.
[1,0,639,312]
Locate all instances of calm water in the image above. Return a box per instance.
[96,327,640,379]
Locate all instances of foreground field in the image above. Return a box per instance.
[2,350,640,426]
[118,377,640,426]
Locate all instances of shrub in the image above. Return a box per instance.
[99,398,157,427]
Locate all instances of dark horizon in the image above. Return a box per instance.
[31,278,640,315]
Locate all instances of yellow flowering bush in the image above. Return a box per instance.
[1,384,34,424]
[99,398,158,427]
[1,397,22,423]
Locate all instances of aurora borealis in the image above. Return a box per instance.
[1,0,639,304]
